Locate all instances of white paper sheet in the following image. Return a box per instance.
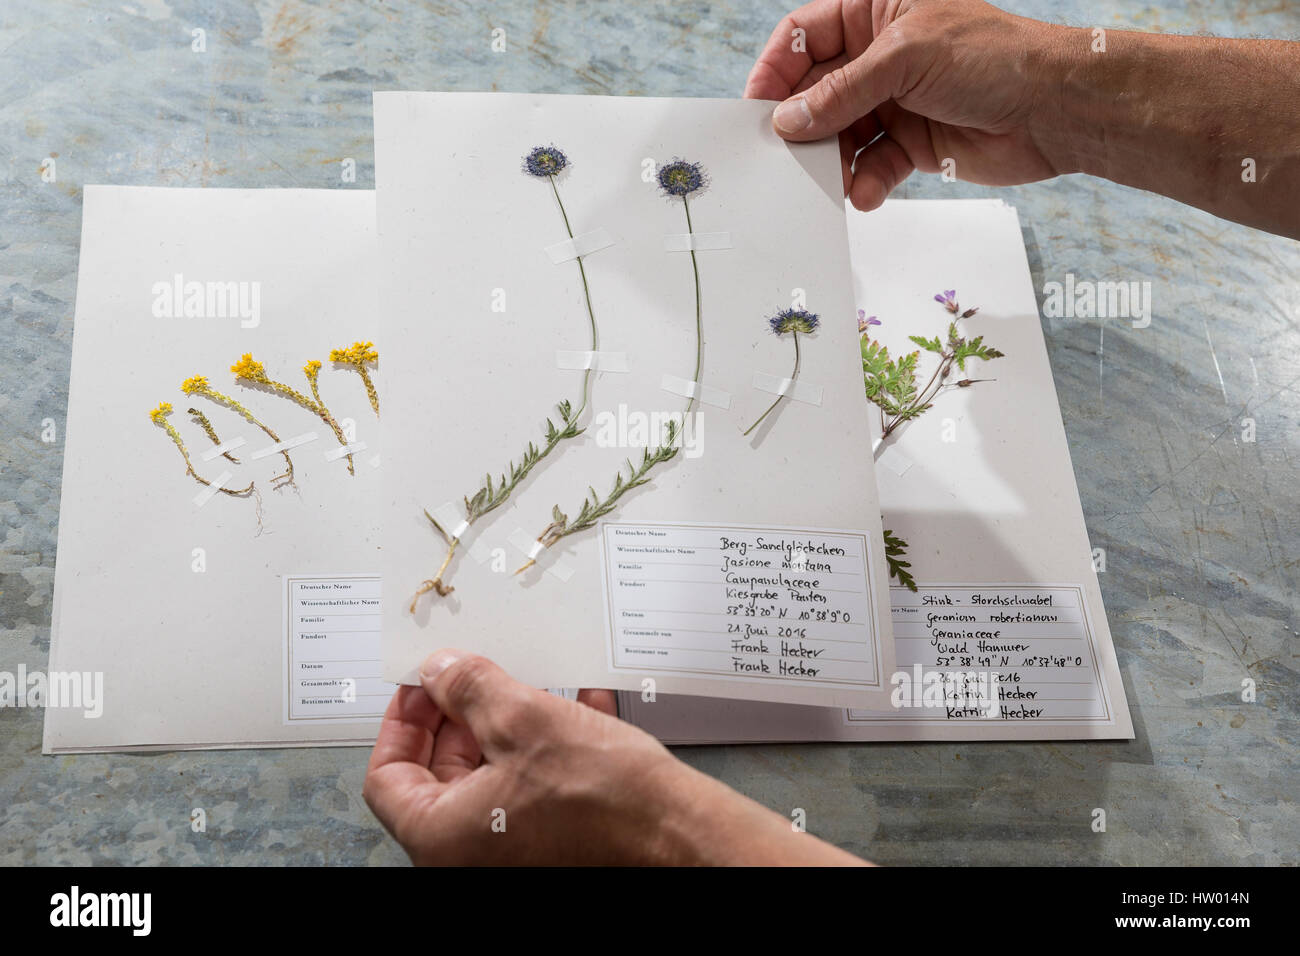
[374,92,895,708]
[44,187,384,752]
[621,199,1134,741]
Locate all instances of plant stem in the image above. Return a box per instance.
[743,330,800,436]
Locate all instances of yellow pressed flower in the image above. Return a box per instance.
[330,341,380,417]
[231,354,267,382]
[150,401,173,423]
[304,359,322,376]
[180,374,208,394]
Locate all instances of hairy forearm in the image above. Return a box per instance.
[1031,26,1300,239]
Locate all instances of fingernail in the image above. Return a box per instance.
[419,648,464,683]
[773,97,811,133]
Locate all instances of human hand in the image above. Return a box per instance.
[746,0,1070,209]
[363,648,869,865]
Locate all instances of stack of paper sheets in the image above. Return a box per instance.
[43,92,1131,754]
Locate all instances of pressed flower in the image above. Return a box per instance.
[150,401,253,497]
[411,146,598,608]
[657,159,707,198]
[516,158,713,575]
[231,352,355,475]
[935,289,958,313]
[744,308,819,437]
[522,145,569,178]
[183,372,295,486]
[329,341,379,416]
[858,309,881,333]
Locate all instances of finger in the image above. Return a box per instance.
[363,686,447,837]
[745,0,850,100]
[576,688,617,716]
[419,648,545,758]
[366,683,443,776]
[772,29,908,141]
[848,132,915,212]
[430,718,483,783]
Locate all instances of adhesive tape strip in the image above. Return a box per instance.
[324,441,367,462]
[546,227,615,264]
[251,431,318,460]
[555,350,629,372]
[661,373,732,410]
[200,436,247,463]
[508,528,574,582]
[752,371,824,406]
[663,231,732,252]
[876,444,914,477]
[193,470,234,507]
[431,502,470,541]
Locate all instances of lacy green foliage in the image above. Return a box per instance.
[545,421,680,542]
[883,527,917,592]
[862,337,925,420]
[863,292,1004,439]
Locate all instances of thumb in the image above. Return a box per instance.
[772,38,906,142]
[419,648,542,756]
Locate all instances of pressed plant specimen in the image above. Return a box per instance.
[410,146,598,608]
[514,158,711,575]
[150,402,253,497]
[743,308,819,436]
[187,407,240,463]
[231,353,355,475]
[330,340,379,416]
[883,527,916,592]
[862,289,1003,441]
[181,374,295,487]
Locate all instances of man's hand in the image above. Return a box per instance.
[747,0,1065,210]
[363,649,870,865]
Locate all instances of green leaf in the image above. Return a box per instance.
[883,527,918,592]
[908,334,943,354]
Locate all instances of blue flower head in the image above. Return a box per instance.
[657,158,707,198]
[769,308,820,336]
[523,145,568,178]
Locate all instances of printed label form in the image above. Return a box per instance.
[847,584,1112,724]
[601,522,881,690]
[283,574,385,723]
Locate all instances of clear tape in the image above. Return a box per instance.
[877,445,914,477]
[546,227,615,264]
[431,502,470,540]
[200,436,247,463]
[324,441,367,462]
[369,454,381,469]
[556,350,629,372]
[251,431,317,460]
[508,528,574,582]
[661,373,731,410]
[193,470,234,507]
[752,371,823,406]
[663,231,732,252]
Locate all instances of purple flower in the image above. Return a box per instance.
[858,309,881,333]
[935,290,958,313]
[657,158,707,198]
[769,308,819,336]
[523,145,568,177]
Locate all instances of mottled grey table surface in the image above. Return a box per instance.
[2,0,1296,865]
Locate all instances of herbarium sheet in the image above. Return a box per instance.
[375,92,897,708]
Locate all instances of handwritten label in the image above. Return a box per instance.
[601,522,881,689]
[283,574,386,723]
[847,585,1111,724]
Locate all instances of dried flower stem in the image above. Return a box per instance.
[516,192,703,574]
[330,342,380,416]
[183,377,295,487]
[188,408,240,463]
[744,330,801,436]
[231,355,354,475]
[411,167,599,607]
[150,403,253,497]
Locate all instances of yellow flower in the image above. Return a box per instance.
[331,341,378,365]
[304,359,322,376]
[181,374,208,394]
[231,354,267,381]
[149,402,173,423]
